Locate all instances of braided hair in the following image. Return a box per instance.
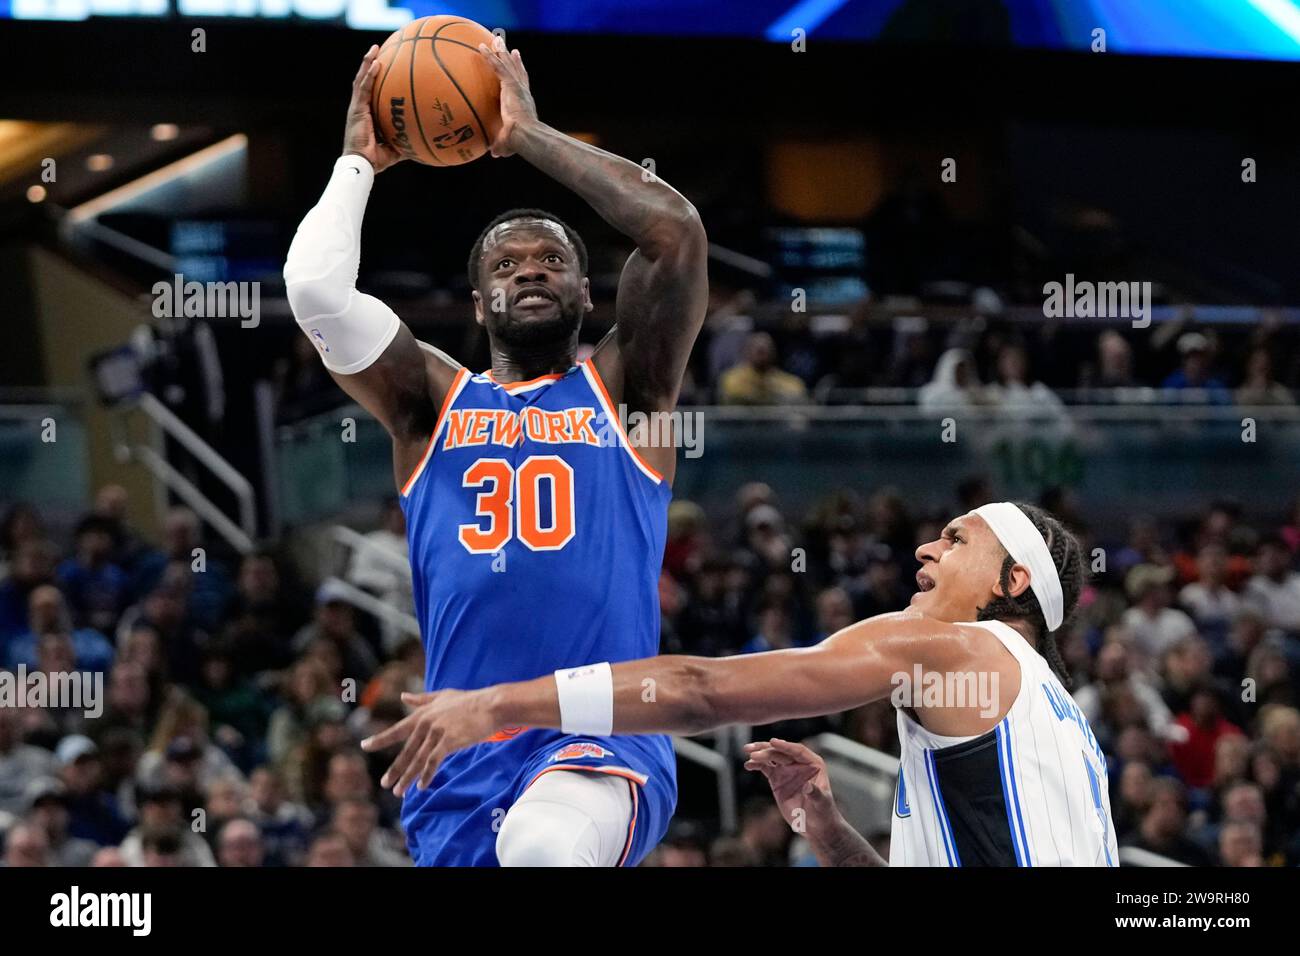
[975,502,1086,689]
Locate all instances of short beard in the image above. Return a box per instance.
[491,303,582,349]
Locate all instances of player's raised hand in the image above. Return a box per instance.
[342,45,405,174]
[360,688,499,797]
[743,737,838,834]
[476,34,537,158]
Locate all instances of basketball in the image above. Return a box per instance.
[370,15,502,167]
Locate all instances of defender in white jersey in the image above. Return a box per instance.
[360,500,1119,867]
[888,617,1117,866]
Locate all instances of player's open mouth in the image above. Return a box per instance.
[513,288,556,307]
[915,570,935,593]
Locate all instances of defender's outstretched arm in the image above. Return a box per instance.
[362,612,983,795]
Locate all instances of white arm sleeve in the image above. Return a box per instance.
[283,154,401,375]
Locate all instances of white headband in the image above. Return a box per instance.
[972,502,1064,631]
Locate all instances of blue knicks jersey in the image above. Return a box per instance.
[397,359,676,865]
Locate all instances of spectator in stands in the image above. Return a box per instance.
[120,784,215,867]
[223,550,308,675]
[330,796,409,867]
[1080,330,1136,389]
[0,502,45,580]
[56,735,129,846]
[1209,781,1273,863]
[986,342,1065,414]
[1243,535,1300,634]
[56,515,129,634]
[345,497,412,654]
[1073,640,1179,745]
[215,817,265,867]
[813,586,856,641]
[0,539,58,647]
[0,707,56,818]
[1244,640,1297,708]
[1178,542,1243,648]
[305,830,356,867]
[24,778,97,866]
[1217,819,1265,866]
[247,765,313,866]
[5,584,114,672]
[708,836,759,867]
[1112,760,1154,839]
[1121,564,1198,665]
[918,348,986,412]
[1159,636,1221,715]
[267,657,338,770]
[663,500,710,582]
[735,797,791,867]
[850,547,909,620]
[135,691,242,791]
[674,555,747,657]
[291,583,380,683]
[1161,332,1231,403]
[90,485,150,581]
[1236,347,1295,405]
[703,284,758,388]
[1120,778,1214,865]
[191,641,271,770]
[203,773,252,842]
[1,821,48,867]
[741,600,801,654]
[1167,686,1245,790]
[129,507,232,632]
[116,578,205,685]
[718,332,809,405]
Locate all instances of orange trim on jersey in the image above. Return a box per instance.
[486,369,567,391]
[400,366,469,497]
[581,360,666,483]
[618,778,639,867]
[522,765,644,867]
[486,726,528,742]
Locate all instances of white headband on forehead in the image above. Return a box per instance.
[972,502,1064,631]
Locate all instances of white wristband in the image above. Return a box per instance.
[554,662,614,735]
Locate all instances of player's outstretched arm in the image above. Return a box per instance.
[361,611,978,796]
[283,46,459,486]
[477,37,708,429]
[745,738,887,867]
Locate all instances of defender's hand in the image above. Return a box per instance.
[360,688,500,797]
[744,738,839,836]
[342,45,405,174]
[476,34,538,158]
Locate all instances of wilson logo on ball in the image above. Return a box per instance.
[387,97,414,154]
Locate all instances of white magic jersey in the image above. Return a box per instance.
[889,619,1119,867]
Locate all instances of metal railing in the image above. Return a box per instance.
[673,724,747,835]
[110,392,258,554]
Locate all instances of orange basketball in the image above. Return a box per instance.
[370,16,502,167]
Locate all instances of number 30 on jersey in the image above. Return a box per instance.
[458,455,575,553]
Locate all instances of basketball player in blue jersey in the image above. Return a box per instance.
[284,37,707,865]
[365,501,1120,866]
